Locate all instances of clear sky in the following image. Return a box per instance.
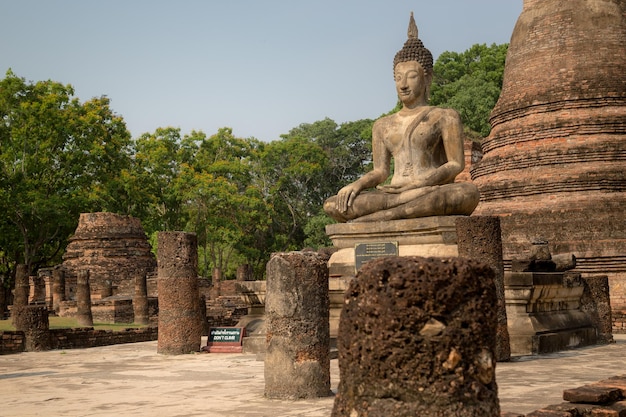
[1,1,522,142]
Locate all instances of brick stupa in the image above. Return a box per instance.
[471,0,626,326]
[62,212,156,299]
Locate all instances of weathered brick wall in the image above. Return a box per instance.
[0,331,24,354]
[62,212,156,299]
[471,0,626,329]
[0,327,158,355]
[613,310,626,334]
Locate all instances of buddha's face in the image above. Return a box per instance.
[394,61,429,108]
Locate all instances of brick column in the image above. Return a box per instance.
[29,274,45,305]
[40,268,54,310]
[581,275,613,344]
[52,267,66,314]
[332,257,500,417]
[133,272,149,325]
[157,232,202,355]
[13,264,29,308]
[76,270,93,326]
[455,216,511,361]
[264,251,332,399]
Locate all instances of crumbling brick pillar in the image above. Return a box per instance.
[40,268,54,310]
[581,275,614,344]
[29,274,45,305]
[134,272,149,325]
[455,216,511,361]
[76,270,94,326]
[332,257,500,417]
[157,232,202,355]
[52,267,66,314]
[264,251,332,399]
[13,305,51,351]
[13,264,30,308]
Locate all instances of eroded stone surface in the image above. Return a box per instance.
[332,256,500,417]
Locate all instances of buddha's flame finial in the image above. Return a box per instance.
[408,11,418,40]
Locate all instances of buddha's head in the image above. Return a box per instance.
[393,12,433,105]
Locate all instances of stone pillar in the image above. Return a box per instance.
[332,257,500,417]
[13,305,51,351]
[13,264,30,308]
[581,275,614,344]
[52,267,66,314]
[30,273,46,305]
[157,231,202,355]
[264,251,332,400]
[100,279,113,299]
[455,216,511,361]
[133,272,149,325]
[236,264,253,281]
[40,268,54,310]
[0,281,5,319]
[76,270,93,326]
[212,267,222,298]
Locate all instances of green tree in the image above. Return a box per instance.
[185,128,271,279]
[129,127,191,235]
[279,118,373,249]
[0,70,132,278]
[430,43,508,137]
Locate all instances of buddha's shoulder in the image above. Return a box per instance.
[428,106,461,121]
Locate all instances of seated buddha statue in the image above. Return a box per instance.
[324,13,480,223]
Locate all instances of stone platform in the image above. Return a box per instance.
[325,216,461,278]
[505,271,597,355]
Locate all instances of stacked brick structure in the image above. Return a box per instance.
[471,0,626,329]
[62,212,156,299]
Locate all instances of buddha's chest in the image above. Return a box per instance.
[383,117,440,155]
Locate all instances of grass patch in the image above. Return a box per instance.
[0,317,148,332]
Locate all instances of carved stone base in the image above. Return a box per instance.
[325,216,462,279]
[505,271,597,355]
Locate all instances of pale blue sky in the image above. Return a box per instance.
[1,1,522,142]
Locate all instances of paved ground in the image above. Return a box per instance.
[1,335,624,417]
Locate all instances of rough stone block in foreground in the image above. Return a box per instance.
[332,256,500,417]
[264,251,332,399]
[157,232,202,355]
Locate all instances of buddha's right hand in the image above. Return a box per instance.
[336,184,360,213]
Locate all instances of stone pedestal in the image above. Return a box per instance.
[264,252,332,400]
[326,216,462,339]
[326,216,460,278]
[505,271,597,355]
[332,257,500,417]
[157,232,202,355]
[236,281,267,355]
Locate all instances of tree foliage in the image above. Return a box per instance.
[0,70,131,282]
[430,43,508,137]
